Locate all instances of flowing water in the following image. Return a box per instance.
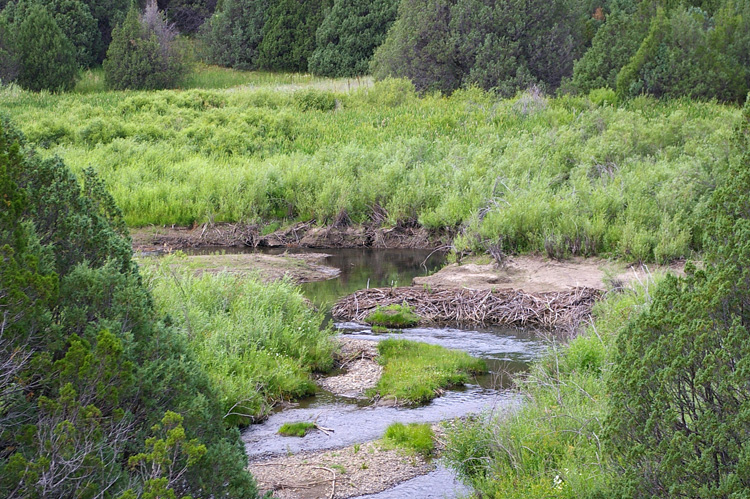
[230,248,547,498]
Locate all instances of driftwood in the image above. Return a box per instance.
[331,286,601,329]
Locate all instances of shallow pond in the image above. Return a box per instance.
[232,248,547,498]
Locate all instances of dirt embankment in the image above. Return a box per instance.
[413,254,683,293]
[131,221,448,253]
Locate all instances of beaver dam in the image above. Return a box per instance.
[331,286,601,328]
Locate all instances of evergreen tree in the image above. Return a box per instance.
[0,117,259,498]
[371,0,459,93]
[103,1,186,90]
[0,15,18,83]
[257,0,328,72]
[606,95,750,498]
[49,0,100,68]
[15,2,77,91]
[159,0,217,33]
[82,0,129,64]
[202,0,268,69]
[309,0,399,77]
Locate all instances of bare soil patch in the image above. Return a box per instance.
[316,338,381,399]
[248,441,433,499]
[131,222,447,252]
[413,255,683,293]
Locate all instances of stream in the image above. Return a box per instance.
[236,248,547,498]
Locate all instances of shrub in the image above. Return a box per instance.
[103,1,186,90]
[373,0,586,95]
[606,96,750,497]
[308,0,399,77]
[49,0,100,68]
[293,88,337,112]
[256,0,326,72]
[14,2,77,91]
[201,0,268,69]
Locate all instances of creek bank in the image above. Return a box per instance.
[413,254,684,293]
[131,221,449,252]
[152,252,341,284]
[248,440,433,499]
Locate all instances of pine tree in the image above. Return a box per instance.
[309,0,399,77]
[256,0,327,72]
[15,3,77,91]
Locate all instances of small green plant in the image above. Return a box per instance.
[353,443,361,454]
[383,423,434,456]
[278,422,316,437]
[364,303,420,328]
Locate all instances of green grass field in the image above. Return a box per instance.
[0,66,741,262]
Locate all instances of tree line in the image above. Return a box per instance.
[1,0,748,101]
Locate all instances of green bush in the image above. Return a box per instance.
[256,0,326,72]
[201,0,268,70]
[373,0,586,95]
[14,3,77,91]
[605,96,750,498]
[0,118,258,498]
[293,88,337,112]
[103,2,186,90]
[309,0,399,77]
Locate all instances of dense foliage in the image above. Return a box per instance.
[605,96,750,497]
[1,1,78,91]
[103,1,186,90]
[256,0,327,72]
[0,118,258,497]
[308,0,398,77]
[201,0,268,70]
[2,79,739,262]
[371,0,589,95]
[144,257,336,426]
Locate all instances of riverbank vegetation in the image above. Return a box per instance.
[372,339,486,404]
[1,78,740,263]
[143,256,336,426]
[445,98,750,499]
[382,423,435,457]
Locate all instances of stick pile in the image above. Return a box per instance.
[331,286,601,328]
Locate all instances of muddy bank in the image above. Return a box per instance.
[131,222,448,252]
[413,255,683,293]
[332,286,600,329]
[249,441,433,499]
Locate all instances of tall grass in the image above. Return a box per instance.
[142,255,336,426]
[1,72,740,261]
[443,280,655,498]
[373,338,487,404]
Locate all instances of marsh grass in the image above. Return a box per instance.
[382,423,435,457]
[364,303,420,328]
[142,254,336,426]
[443,280,655,498]
[372,338,487,404]
[278,422,316,437]
[2,73,740,262]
